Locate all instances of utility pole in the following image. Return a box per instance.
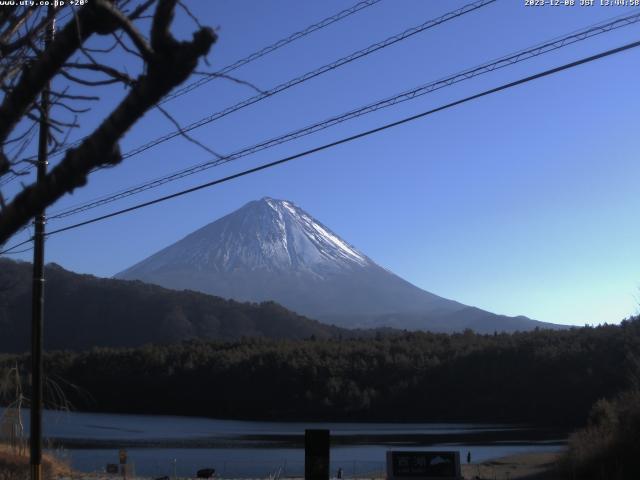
[30,6,55,480]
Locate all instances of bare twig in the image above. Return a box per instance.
[156,103,224,159]
[193,70,265,94]
[0,0,217,244]
[64,62,135,86]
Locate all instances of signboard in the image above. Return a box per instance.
[305,429,330,480]
[386,451,462,480]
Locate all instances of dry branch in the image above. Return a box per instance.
[0,0,216,244]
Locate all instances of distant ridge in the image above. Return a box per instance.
[0,258,344,353]
[117,197,564,333]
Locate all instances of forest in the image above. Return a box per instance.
[0,259,344,352]
[1,317,638,427]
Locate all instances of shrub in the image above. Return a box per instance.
[0,444,72,480]
[563,390,640,479]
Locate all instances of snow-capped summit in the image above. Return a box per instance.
[233,197,371,273]
[116,198,560,333]
[121,197,370,279]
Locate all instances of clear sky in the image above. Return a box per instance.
[3,0,639,326]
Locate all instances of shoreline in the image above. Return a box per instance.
[48,428,567,449]
[67,452,565,480]
[3,443,565,480]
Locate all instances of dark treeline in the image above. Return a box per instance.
[2,317,639,427]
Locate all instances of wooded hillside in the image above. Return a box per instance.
[2,317,637,426]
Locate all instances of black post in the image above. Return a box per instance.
[305,429,330,480]
[30,7,55,480]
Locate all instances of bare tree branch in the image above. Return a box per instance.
[155,103,224,159]
[64,62,135,86]
[0,9,53,57]
[0,2,112,151]
[99,0,154,62]
[193,70,265,94]
[0,0,216,245]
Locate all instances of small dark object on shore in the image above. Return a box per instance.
[155,477,170,480]
[197,468,216,478]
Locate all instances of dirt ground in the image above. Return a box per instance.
[461,452,562,480]
[0,443,74,480]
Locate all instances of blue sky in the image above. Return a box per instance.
[3,0,640,326]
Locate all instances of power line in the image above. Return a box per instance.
[47,10,640,221]
[0,9,82,188]
[117,0,497,161]
[0,0,384,185]
[162,0,385,104]
[44,38,640,238]
[41,0,496,168]
[0,236,33,255]
[1,245,33,255]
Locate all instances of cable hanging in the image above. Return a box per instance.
[42,38,640,239]
[115,0,497,162]
[0,236,33,256]
[47,10,640,221]
[0,0,385,186]
[162,0,386,104]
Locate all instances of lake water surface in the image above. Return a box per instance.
[4,409,566,477]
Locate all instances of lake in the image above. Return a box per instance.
[3,409,566,477]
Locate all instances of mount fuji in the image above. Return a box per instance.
[116,197,561,333]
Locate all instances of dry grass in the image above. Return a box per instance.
[0,443,73,480]
[461,452,561,480]
[560,390,640,480]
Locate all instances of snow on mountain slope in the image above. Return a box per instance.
[116,198,559,332]
[123,198,369,277]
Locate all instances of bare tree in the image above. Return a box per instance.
[0,0,216,246]
[0,363,26,454]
